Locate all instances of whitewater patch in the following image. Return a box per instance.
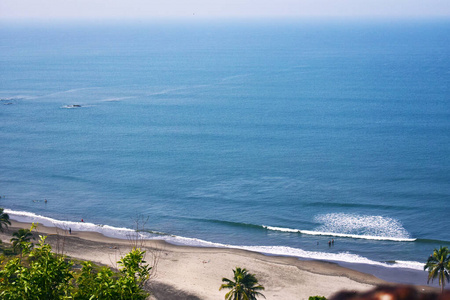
[5,209,138,240]
[158,235,423,271]
[4,209,423,271]
[315,213,414,241]
[264,213,415,242]
[163,237,423,271]
[263,226,416,242]
[235,245,424,271]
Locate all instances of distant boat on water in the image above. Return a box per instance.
[62,104,82,108]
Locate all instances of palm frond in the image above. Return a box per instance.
[220,267,265,299]
[424,246,450,292]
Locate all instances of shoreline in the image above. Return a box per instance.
[3,209,428,271]
[0,220,440,299]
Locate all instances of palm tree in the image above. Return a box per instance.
[10,228,34,254]
[424,246,450,293]
[0,208,11,232]
[219,267,265,300]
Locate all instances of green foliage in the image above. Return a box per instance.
[10,228,34,254]
[74,248,151,300]
[74,262,118,299]
[309,296,327,300]
[0,243,15,256]
[220,267,265,300]
[0,234,151,300]
[118,248,152,288]
[0,208,11,232]
[0,236,73,299]
[424,246,450,293]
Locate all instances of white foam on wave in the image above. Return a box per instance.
[4,209,423,271]
[263,225,300,233]
[300,230,416,242]
[235,245,425,271]
[5,209,138,240]
[263,223,416,242]
[161,235,424,271]
[395,260,425,270]
[314,213,415,241]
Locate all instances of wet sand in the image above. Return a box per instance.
[0,221,437,299]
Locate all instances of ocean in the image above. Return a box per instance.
[1,19,449,286]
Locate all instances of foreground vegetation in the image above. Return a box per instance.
[220,267,265,300]
[0,234,151,299]
[424,246,450,293]
[0,208,11,232]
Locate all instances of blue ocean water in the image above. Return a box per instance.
[1,20,449,283]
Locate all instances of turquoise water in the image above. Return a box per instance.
[1,20,449,283]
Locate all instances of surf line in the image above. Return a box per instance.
[262,225,416,242]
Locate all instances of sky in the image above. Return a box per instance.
[1,0,450,21]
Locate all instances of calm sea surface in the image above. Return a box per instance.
[1,20,449,284]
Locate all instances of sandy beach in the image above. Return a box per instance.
[0,221,436,300]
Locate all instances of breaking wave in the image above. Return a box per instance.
[264,213,415,242]
[4,209,422,271]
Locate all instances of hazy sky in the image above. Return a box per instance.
[1,0,450,20]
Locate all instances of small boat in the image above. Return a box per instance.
[63,104,82,108]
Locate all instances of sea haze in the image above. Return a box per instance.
[1,19,449,285]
